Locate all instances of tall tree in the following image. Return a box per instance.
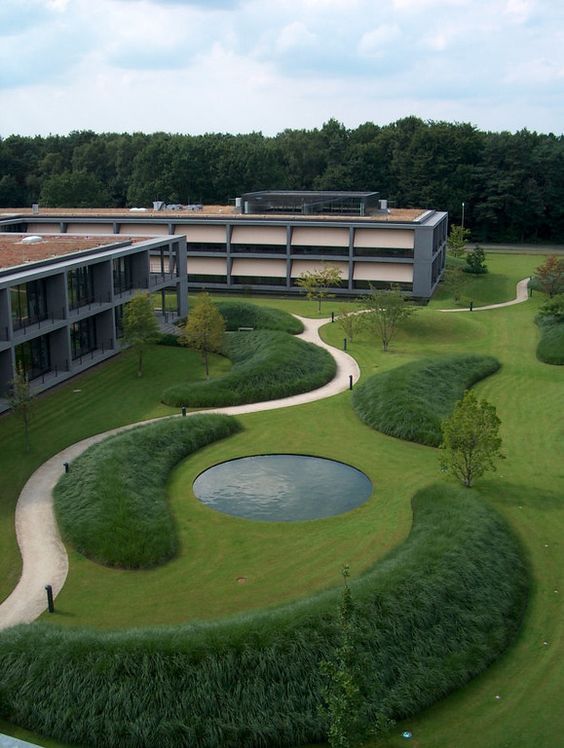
[297,265,343,312]
[447,225,471,257]
[181,293,225,378]
[9,363,34,453]
[464,245,488,274]
[122,293,160,377]
[362,286,416,351]
[439,390,505,487]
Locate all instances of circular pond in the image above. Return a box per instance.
[192,454,372,521]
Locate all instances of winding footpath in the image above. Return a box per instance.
[0,315,359,631]
[439,276,530,312]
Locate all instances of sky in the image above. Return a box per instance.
[1,0,564,137]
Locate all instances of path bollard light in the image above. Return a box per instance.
[45,584,55,613]
[63,462,69,473]
[331,311,335,323]
[469,300,474,311]
[181,406,187,417]
[349,374,353,390]
[343,338,347,351]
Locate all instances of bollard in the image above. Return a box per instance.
[469,301,474,312]
[343,338,347,351]
[181,406,187,417]
[349,375,353,391]
[45,584,55,613]
[64,462,69,473]
[331,311,335,323]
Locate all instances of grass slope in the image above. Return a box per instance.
[352,354,500,446]
[162,329,335,407]
[216,301,303,334]
[0,485,528,748]
[54,415,240,568]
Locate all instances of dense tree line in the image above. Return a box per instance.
[1,117,564,243]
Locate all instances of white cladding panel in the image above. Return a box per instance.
[231,259,287,277]
[119,223,168,236]
[66,223,115,235]
[25,223,60,234]
[231,226,287,245]
[291,227,349,247]
[353,262,414,282]
[187,257,227,275]
[181,225,227,243]
[291,260,348,278]
[354,228,414,249]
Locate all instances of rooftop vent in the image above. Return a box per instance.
[21,235,43,244]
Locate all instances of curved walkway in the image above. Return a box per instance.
[439,277,530,312]
[0,315,358,630]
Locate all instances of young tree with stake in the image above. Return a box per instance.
[122,293,160,377]
[181,293,225,378]
[297,265,343,312]
[362,286,416,352]
[9,363,34,453]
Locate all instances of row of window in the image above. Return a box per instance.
[187,244,414,258]
[188,275,413,291]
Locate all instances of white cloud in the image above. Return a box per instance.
[276,22,317,52]
[358,24,401,58]
[504,0,535,23]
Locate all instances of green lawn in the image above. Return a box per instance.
[1,259,563,747]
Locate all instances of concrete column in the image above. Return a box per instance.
[0,349,13,396]
[176,237,188,317]
[348,227,354,291]
[412,226,434,298]
[286,225,292,290]
[92,260,113,304]
[49,327,71,373]
[45,273,66,321]
[0,288,11,341]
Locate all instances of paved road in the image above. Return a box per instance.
[0,315,358,630]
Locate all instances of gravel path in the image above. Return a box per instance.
[439,277,530,312]
[0,315,358,630]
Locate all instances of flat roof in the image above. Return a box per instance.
[0,234,146,271]
[1,206,429,223]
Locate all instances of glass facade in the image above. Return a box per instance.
[354,247,414,259]
[113,256,133,294]
[67,266,95,310]
[10,280,48,330]
[231,276,286,286]
[15,335,51,380]
[231,245,286,255]
[290,246,347,257]
[114,305,124,339]
[71,317,97,360]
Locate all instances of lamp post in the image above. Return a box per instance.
[461,202,465,229]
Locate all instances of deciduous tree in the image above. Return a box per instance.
[464,245,488,274]
[336,306,362,342]
[122,293,160,377]
[362,286,416,351]
[447,224,471,258]
[439,390,505,487]
[181,293,225,378]
[535,255,564,298]
[297,265,343,312]
[9,363,33,453]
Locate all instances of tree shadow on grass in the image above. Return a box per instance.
[479,478,564,511]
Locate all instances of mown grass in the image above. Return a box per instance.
[0,484,528,748]
[54,415,240,568]
[536,321,564,365]
[216,300,304,334]
[352,355,500,446]
[162,330,336,407]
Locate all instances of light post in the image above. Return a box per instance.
[461,201,465,229]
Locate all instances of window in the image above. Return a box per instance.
[10,280,48,330]
[71,317,98,360]
[67,266,95,310]
[113,256,133,294]
[15,336,51,380]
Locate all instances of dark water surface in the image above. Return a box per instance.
[192,454,373,521]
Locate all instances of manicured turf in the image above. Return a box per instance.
[0,252,562,748]
[54,415,241,568]
[0,484,527,748]
[352,354,500,446]
[161,329,336,407]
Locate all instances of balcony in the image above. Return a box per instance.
[11,311,67,341]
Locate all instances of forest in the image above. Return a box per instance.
[1,116,564,243]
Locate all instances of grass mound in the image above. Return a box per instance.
[216,301,303,334]
[162,330,336,408]
[536,322,564,365]
[54,415,241,568]
[353,354,500,446]
[0,484,528,748]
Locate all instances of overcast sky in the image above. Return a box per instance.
[1,0,563,137]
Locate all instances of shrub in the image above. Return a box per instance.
[216,302,303,334]
[162,330,335,408]
[536,322,564,365]
[157,333,181,347]
[352,355,500,446]
[0,485,528,748]
[54,415,241,568]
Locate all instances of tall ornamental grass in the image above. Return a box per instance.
[536,323,564,365]
[0,485,528,748]
[216,302,304,334]
[162,330,336,408]
[352,354,500,446]
[54,415,241,568]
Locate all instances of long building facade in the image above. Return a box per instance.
[0,234,187,411]
[0,195,448,300]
